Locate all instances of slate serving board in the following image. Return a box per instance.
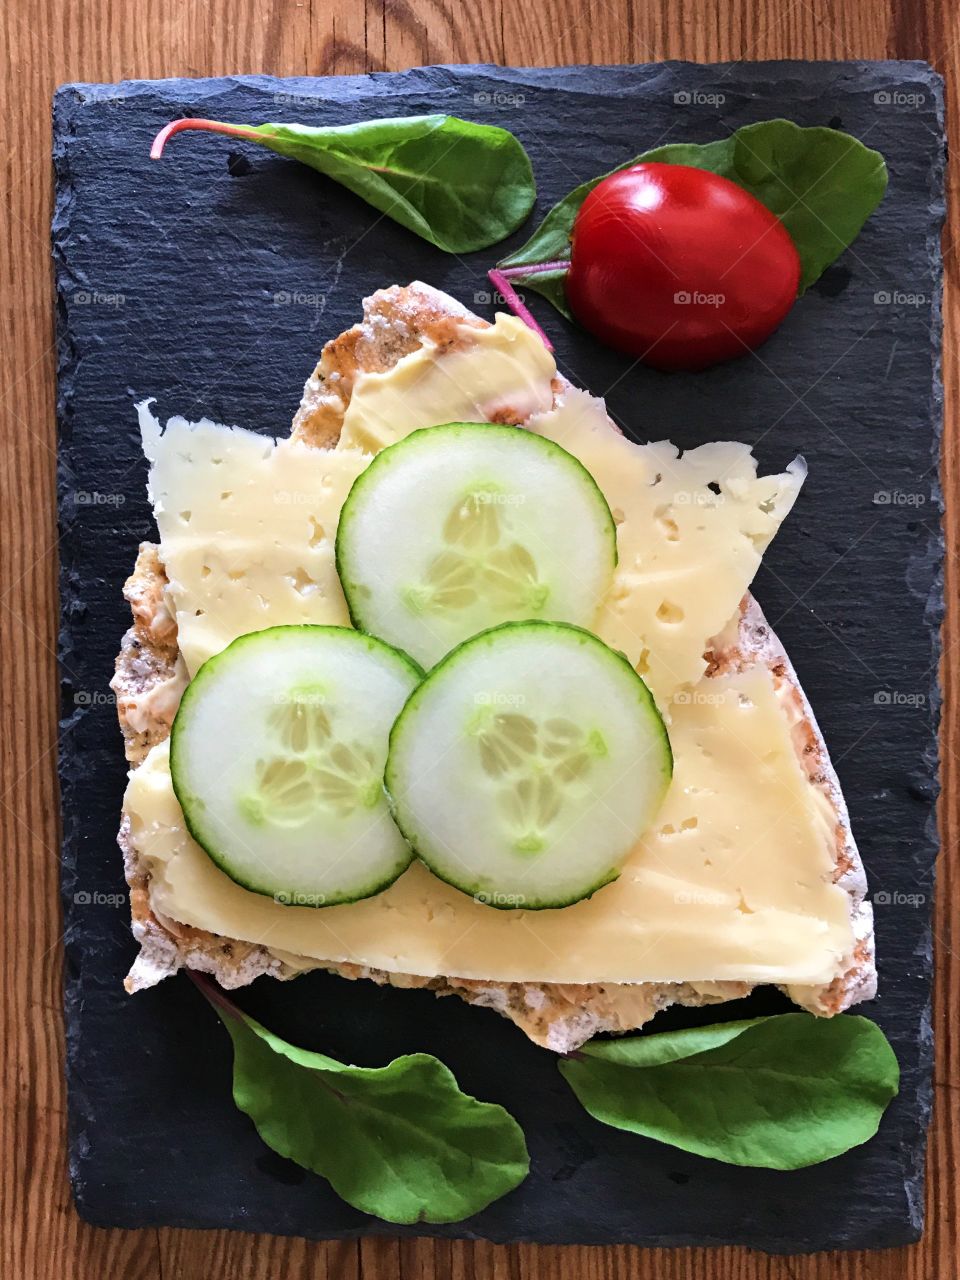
[54,61,944,1252]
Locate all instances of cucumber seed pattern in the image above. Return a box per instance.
[402,488,550,617]
[468,710,608,853]
[239,687,380,827]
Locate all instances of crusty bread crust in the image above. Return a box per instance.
[112,282,876,1053]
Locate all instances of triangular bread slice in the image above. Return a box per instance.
[113,283,875,1053]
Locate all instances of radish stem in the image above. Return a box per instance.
[487,263,569,352]
[151,118,265,160]
[498,261,571,278]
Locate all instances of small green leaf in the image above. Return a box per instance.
[559,1013,899,1169]
[196,979,529,1223]
[499,119,888,317]
[154,115,536,254]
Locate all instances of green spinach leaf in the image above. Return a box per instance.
[195,977,529,1222]
[153,114,535,254]
[498,119,888,317]
[559,1013,899,1169]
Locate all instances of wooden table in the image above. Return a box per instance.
[2,1,956,1276]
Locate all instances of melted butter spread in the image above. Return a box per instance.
[337,314,556,452]
[128,313,853,984]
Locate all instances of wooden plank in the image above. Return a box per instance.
[0,0,954,1275]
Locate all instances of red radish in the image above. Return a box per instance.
[563,163,801,371]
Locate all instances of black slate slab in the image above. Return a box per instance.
[54,62,944,1252]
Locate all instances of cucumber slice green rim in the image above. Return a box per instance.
[335,423,618,669]
[384,620,673,910]
[170,625,424,907]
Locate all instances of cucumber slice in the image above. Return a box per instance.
[336,423,617,668]
[170,626,423,906]
[385,621,672,909]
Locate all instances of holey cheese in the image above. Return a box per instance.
[140,406,367,677]
[128,667,852,985]
[140,317,805,704]
[529,388,806,702]
[130,311,854,986]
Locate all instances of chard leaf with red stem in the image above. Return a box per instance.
[153,114,536,254]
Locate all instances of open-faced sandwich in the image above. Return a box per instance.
[113,282,875,1053]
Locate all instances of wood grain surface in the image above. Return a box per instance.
[1,0,955,1276]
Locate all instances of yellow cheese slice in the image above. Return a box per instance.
[529,388,805,702]
[127,664,853,985]
[142,319,804,704]
[130,311,851,985]
[140,407,367,676]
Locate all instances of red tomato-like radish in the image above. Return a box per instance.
[565,163,801,371]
